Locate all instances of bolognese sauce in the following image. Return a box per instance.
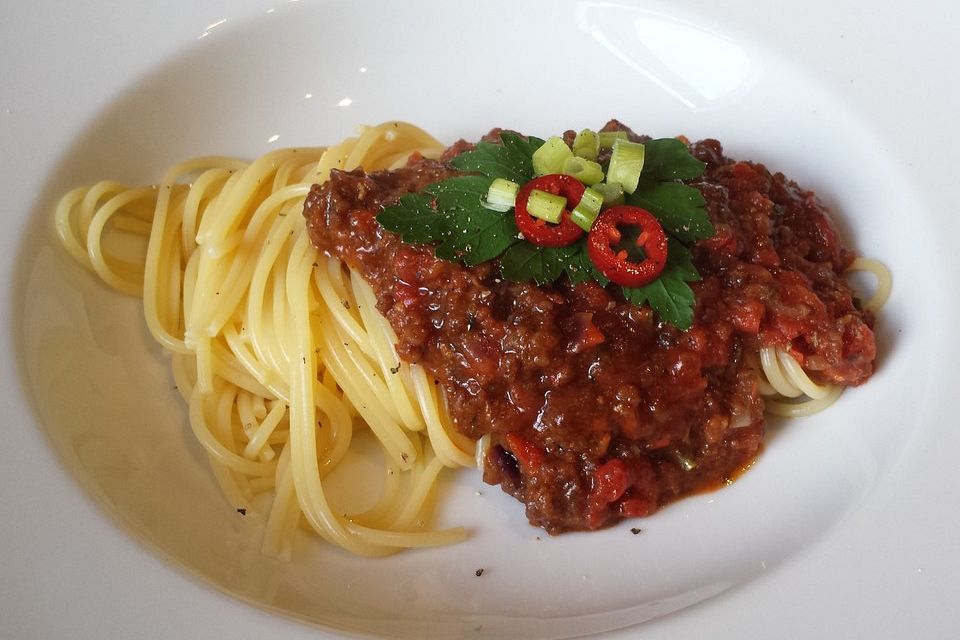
[303,123,876,534]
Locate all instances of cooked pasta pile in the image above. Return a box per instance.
[55,122,474,558]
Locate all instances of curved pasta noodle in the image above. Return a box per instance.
[758,346,843,417]
[846,257,892,313]
[757,260,890,417]
[54,122,474,558]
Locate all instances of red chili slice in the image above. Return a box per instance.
[514,174,585,248]
[587,205,668,287]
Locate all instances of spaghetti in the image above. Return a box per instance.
[759,257,891,417]
[55,122,474,558]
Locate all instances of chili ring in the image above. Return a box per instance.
[587,205,668,287]
[514,174,585,248]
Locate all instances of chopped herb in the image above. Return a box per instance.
[389,364,401,374]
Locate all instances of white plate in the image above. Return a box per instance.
[4,1,960,638]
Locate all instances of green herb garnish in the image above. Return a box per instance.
[377,127,714,330]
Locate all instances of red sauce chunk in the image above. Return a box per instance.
[302,124,876,534]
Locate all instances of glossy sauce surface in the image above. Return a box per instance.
[303,128,875,533]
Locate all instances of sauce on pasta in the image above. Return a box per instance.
[303,123,883,532]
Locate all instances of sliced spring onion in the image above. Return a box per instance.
[591,181,624,207]
[572,129,599,161]
[570,186,604,232]
[607,139,646,194]
[561,156,605,185]
[532,136,573,176]
[598,130,628,150]
[482,177,520,212]
[526,189,567,223]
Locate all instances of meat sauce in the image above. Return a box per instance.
[303,124,876,534]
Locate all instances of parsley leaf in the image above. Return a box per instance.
[641,138,707,181]
[451,132,545,184]
[379,176,521,266]
[500,243,574,284]
[627,181,714,244]
[562,243,609,286]
[376,193,447,244]
[424,176,520,265]
[500,241,611,287]
[622,240,700,330]
[624,279,697,330]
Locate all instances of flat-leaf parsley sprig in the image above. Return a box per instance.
[376,127,714,329]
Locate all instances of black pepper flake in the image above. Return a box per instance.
[237,508,247,516]
[475,568,484,577]
[630,527,642,535]
[401,452,409,462]
[466,313,476,331]
[389,364,400,374]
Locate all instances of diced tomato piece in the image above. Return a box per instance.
[504,433,545,473]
